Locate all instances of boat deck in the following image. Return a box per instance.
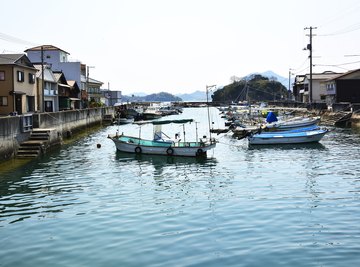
[118,136,203,147]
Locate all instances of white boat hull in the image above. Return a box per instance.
[248,129,328,145]
[108,135,216,157]
[265,117,320,131]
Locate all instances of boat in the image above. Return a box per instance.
[108,119,217,157]
[247,127,328,145]
[142,105,163,120]
[264,111,320,131]
[113,115,135,125]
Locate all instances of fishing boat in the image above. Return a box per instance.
[264,111,320,131]
[108,119,217,157]
[247,127,328,145]
[114,116,135,125]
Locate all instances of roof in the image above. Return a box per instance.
[305,71,343,81]
[67,80,77,87]
[326,68,360,81]
[24,45,70,55]
[67,80,80,91]
[0,54,36,69]
[81,75,104,86]
[0,54,23,64]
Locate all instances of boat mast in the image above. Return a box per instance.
[195,121,199,142]
[182,124,186,143]
[206,85,216,140]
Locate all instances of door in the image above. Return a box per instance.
[15,94,22,115]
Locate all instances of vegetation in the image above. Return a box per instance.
[212,74,289,103]
[144,92,182,102]
[122,92,182,102]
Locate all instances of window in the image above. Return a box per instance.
[0,71,5,81]
[17,71,24,82]
[28,73,35,84]
[0,96,8,106]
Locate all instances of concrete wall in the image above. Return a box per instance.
[0,116,30,161]
[32,107,114,136]
[0,107,114,162]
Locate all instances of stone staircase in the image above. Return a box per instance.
[17,129,50,158]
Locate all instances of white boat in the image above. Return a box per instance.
[264,111,320,131]
[142,105,163,120]
[108,119,217,157]
[248,128,328,145]
[115,117,135,125]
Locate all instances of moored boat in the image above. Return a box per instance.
[108,119,217,157]
[264,111,320,131]
[248,128,328,145]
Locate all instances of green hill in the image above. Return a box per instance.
[212,74,289,103]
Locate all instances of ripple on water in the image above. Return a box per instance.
[1,109,360,266]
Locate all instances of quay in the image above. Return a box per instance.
[0,107,114,163]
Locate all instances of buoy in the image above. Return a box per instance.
[97,143,101,148]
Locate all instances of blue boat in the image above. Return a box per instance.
[248,127,328,145]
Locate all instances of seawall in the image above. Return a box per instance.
[0,107,114,162]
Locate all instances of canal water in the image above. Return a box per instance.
[1,107,360,267]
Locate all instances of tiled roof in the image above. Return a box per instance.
[0,54,24,64]
[24,45,70,55]
[326,68,360,81]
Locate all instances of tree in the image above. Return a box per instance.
[212,75,288,103]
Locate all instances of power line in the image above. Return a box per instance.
[318,22,360,36]
[0,32,38,46]
[318,2,360,28]
[315,60,360,67]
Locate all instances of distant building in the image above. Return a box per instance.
[85,77,104,107]
[101,89,123,106]
[0,54,38,115]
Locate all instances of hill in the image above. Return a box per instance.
[212,74,289,103]
[121,92,182,102]
[252,70,293,90]
[176,90,207,102]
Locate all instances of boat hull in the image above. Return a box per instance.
[265,117,320,131]
[248,129,328,145]
[108,135,216,157]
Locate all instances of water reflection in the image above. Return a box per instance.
[0,156,87,226]
[247,142,327,151]
[115,151,216,167]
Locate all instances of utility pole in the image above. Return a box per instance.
[304,26,317,103]
[41,46,45,112]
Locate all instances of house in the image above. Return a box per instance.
[33,64,59,112]
[325,68,360,105]
[25,45,103,108]
[0,54,38,116]
[53,72,81,110]
[100,89,123,106]
[293,71,342,103]
[66,80,81,109]
[83,76,104,107]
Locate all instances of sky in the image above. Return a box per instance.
[1,0,360,95]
